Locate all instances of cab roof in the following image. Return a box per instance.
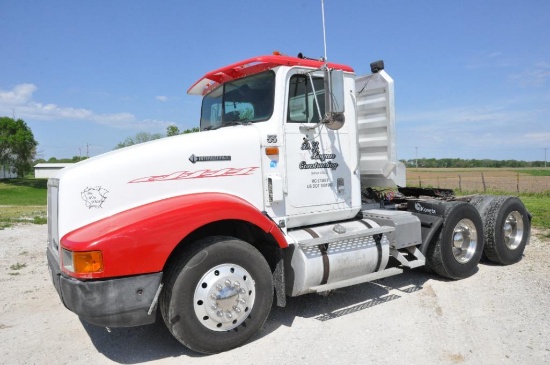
[188,54,354,96]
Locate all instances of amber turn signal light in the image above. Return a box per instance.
[62,249,104,274]
[265,147,279,155]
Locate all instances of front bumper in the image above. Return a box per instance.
[47,247,162,327]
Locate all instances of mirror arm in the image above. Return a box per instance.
[303,72,325,130]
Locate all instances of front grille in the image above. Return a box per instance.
[47,178,60,252]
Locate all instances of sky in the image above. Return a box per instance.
[1,0,549,162]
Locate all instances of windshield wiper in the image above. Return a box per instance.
[203,120,251,131]
[223,120,250,127]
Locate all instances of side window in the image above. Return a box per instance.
[287,74,325,123]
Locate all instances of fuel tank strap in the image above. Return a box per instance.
[303,228,330,285]
[357,220,383,272]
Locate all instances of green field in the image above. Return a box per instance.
[1,178,549,234]
[0,179,47,229]
[0,178,47,205]
[516,169,550,177]
[518,195,550,231]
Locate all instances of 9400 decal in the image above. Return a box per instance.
[128,167,259,183]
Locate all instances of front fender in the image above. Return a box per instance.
[61,192,288,279]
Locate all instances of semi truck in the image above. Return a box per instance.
[47,53,531,354]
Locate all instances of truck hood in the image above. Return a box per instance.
[54,126,264,238]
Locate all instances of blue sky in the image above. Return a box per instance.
[1,0,549,161]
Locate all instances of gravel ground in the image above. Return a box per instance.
[1,224,549,365]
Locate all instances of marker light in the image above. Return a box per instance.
[265,147,279,155]
[62,249,104,274]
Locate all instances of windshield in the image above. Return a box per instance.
[200,71,275,131]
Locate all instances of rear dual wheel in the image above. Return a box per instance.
[470,196,530,265]
[160,236,273,354]
[426,202,484,279]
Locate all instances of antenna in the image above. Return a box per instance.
[321,0,328,63]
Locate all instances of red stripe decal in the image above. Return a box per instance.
[128,167,259,183]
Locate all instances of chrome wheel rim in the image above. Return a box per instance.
[503,211,524,250]
[452,218,478,264]
[193,263,255,331]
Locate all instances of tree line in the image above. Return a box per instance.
[34,156,89,164]
[114,126,199,149]
[401,158,547,168]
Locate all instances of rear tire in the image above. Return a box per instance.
[160,236,273,354]
[426,202,484,279]
[471,196,530,265]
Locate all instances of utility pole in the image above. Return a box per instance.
[86,143,90,158]
[415,147,418,169]
[545,148,547,168]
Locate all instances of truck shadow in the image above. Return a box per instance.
[264,267,431,330]
[80,318,197,362]
[81,268,433,363]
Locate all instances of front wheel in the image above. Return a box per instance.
[426,202,484,279]
[160,236,273,354]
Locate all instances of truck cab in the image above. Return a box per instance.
[187,54,402,229]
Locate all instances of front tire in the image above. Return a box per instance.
[160,236,273,354]
[426,202,484,279]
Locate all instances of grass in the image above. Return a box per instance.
[1,179,47,229]
[0,178,47,205]
[0,205,47,229]
[516,169,550,177]
[8,262,26,276]
[10,262,27,270]
[518,195,550,231]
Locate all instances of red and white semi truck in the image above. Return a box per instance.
[47,54,531,354]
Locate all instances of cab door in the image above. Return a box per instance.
[283,70,353,227]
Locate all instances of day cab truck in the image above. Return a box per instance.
[47,53,531,354]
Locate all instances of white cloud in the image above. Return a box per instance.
[510,62,550,87]
[156,95,169,102]
[466,51,513,69]
[397,99,550,158]
[523,132,550,143]
[0,83,37,105]
[399,105,512,125]
[0,83,173,130]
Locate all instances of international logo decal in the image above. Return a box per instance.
[189,154,231,164]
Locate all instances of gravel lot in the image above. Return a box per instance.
[1,224,549,365]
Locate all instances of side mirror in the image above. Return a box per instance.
[323,68,345,130]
